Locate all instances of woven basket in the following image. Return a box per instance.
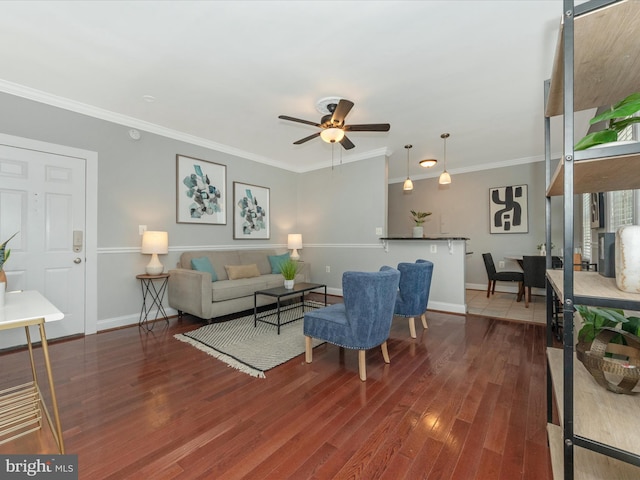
[576,327,640,394]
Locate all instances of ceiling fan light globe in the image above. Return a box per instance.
[320,127,345,143]
[419,158,437,168]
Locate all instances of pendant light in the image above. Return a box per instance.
[403,144,414,191]
[438,133,452,185]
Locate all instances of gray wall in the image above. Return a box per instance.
[0,92,298,328]
[0,90,574,327]
[388,163,567,289]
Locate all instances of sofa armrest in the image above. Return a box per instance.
[168,268,212,319]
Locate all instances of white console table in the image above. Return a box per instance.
[0,290,65,453]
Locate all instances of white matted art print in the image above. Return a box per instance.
[233,182,270,239]
[489,184,528,234]
[176,154,226,225]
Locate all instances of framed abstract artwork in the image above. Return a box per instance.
[489,184,528,234]
[233,182,270,239]
[176,155,226,225]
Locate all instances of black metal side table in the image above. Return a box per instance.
[136,273,170,331]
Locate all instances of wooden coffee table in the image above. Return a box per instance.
[254,282,327,334]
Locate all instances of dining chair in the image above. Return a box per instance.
[522,255,546,308]
[303,267,400,381]
[482,253,524,300]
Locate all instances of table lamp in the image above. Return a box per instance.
[141,231,168,275]
[287,233,302,261]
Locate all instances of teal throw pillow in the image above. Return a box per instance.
[268,252,291,274]
[191,256,218,282]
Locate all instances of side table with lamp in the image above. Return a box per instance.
[138,230,169,330]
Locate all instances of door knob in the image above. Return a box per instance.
[74,258,82,264]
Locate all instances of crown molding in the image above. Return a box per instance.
[0,79,298,171]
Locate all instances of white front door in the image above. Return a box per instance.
[0,144,86,349]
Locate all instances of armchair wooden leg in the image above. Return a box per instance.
[409,317,417,339]
[421,313,428,329]
[358,350,366,381]
[381,341,390,364]
[305,336,313,363]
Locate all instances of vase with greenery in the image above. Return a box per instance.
[279,258,298,289]
[0,232,18,284]
[410,210,431,238]
[574,92,640,151]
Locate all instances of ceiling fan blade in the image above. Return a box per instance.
[278,115,321,127]
[345,123,391,132]
[293,132,321,145]
[330,99,355,126]
[340,135,355,150]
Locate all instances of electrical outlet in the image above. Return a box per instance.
[498,261,505,268]
[430,244,437,253]
[375,227,383,235]
[325,266,330,273]
[139,225,147,235]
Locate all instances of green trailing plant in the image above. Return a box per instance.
[575,304,640,347]
[574,92,640,151]
[0,232,18,271]
[410,210,432,226]
[279,258,299,281]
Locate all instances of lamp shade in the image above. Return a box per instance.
[141,231,168,275]
[287,234,302,250]
[320,127,345,143]
[288,233,302,261]
[403,178,414,191]
[439,171,452,185]
[141,231,168,254]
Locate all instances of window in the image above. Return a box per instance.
[581,123,638,261]
[582,193,592,261]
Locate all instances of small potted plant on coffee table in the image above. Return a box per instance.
[280,258,298,289]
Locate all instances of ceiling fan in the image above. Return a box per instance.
[278,98,390,150]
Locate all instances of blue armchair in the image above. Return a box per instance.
[394,261,433,338]
[303,267,400,381]
[415,259,434,330]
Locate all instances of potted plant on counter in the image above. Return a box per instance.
[280,258,299,289]
[410,210,432,238]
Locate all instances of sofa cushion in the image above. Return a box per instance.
[211,277,267,302]
[225,263,261,280]
[191,256,218,282]
[268,252,291,274]
[238,249,278,275]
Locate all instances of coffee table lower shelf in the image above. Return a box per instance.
[254,283,327,334]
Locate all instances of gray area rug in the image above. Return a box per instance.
[174,302,325,378]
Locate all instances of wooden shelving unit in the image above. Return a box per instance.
[544,1,640,478]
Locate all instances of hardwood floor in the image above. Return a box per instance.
[0,299,552,479]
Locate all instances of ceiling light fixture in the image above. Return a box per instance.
[403,144,414,191]
[438,133,452,185]
[419,157,437,168]
[320,127,345,144]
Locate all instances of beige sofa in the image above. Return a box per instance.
[168,249,310,321]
